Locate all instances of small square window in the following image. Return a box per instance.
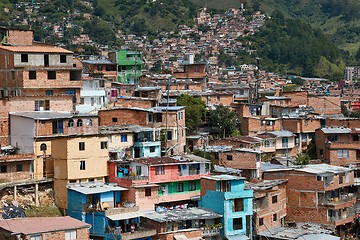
[189,182,196,191]
[112,118,118,123]
[79,142,85,151]
[47,71,56,80]
[145,188,151,197]
[16,164,22,172]
[272,195,278,204]
[21,54,28,62]
[227,155,233,161]
[155,166,165,175]
[150,146,156,153]
[121,134,127,142]
[80,160,86,170]
[29,71,36,80]
[353,135,359,141]
[60,54,67,63]
[0,165,7,173]
[46,90,53,96]
[259,218,264,226]
[176,183,184,192]
[101,141,107,149]
[233,218,243,230]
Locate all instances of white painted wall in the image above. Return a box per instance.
[10,115,35,153]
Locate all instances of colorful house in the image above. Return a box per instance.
[67,182,156,240]
[109,50,142,85]
[199,175,253,240]
[109,156,211,211]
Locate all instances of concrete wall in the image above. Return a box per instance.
[14,53,73,68]
[10,115,34,153]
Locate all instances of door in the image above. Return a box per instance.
[44,54,49,67]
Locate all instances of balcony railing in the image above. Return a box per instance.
[118,175,149,181]
[121,228,157,240]
[202,228,221,237]
[329,207,355,222]
[320,193,356,206]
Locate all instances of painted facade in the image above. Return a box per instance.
[109,50,142,84]
[200,175,253,240]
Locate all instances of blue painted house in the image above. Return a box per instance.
[67,182,156,240]
[199,175,253,240]
[133,128,161,158]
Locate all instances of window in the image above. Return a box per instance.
[87,119,92,126]
[282,137,289,148]
[233,218,243,230]
[155,165,165,175]
[218,181,231,192]
[60,55,67,63]
[259,218,264,226]
[40,143,47,151]
[101,141,107,149]
[167,130,173,140]
[80,160,86,170]
[273,213,277,221]
[68,119,74,127]
[233,198,244,212]
[227,155,233,161]
[77,119,83,127]
[45,90,53,96]
[79,142,85,151]
[30,235,42,240]
[136,166,142,175]
[21,54,28,62]
[0,166,6,173]
[272,195,278,204]
[34,100,50,111]
[29,71,36,80]
[320,149,324,156]
[16,164,22,172]
[80,98,85,105]
[121,134,127,142]
[338,149,349,158]
[189,182,196,191]
[112,118,118,123]
[52,120,64,134]
[264,140,270,147]
[47,71,56,80]
[176,183,184,192]
[65,229,77,240]
[327,135,338,142]
[145,188,151,197]
[353,135,359,141]
[150,146,156,153]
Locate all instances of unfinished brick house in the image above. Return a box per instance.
[264,164,356,236]
[315,127,360,167]
[246,179,287,236]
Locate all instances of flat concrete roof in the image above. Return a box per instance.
[67,182,128,195]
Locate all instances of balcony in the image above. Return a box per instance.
[121,228,156,240]
[328,207,355,225]
[319,193,356,207]
[202,227,221,237]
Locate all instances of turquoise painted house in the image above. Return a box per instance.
[133,128,161,158]
[199,175,253,240]
[67,182,156,240]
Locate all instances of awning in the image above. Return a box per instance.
[107,211,145,221]
[226,235,250,240]
[174,235,188,240]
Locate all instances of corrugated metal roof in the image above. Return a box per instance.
[143,208,222,223]
[321,127,351,134]
[202,174,244,181]
[67,182,128,195]
[10,111,72,120]
[268,130,295,137]
[107,210,146,221]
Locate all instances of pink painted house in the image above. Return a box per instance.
[109,155,211,211]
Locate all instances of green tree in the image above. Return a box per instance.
[294,153,310,165]
[208,105,238,138]
[176,95,206,133]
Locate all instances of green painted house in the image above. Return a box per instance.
[109,50,143,84]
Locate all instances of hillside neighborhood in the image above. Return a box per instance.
[0,2,360,240]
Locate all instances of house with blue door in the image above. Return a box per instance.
[67,182,156,240]
[199,175,253,240]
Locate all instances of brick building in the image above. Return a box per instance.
[315,127,360,167]
[246,179,287,236]
[263,164,356,235]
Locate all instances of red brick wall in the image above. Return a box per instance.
[99,109,147,126]
[7,30,33,46]
[200,178,216,196]
[308,96,341,115]
[218,151,258,169]
[115,98,155,109]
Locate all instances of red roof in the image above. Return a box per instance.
[0,216,90,235]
